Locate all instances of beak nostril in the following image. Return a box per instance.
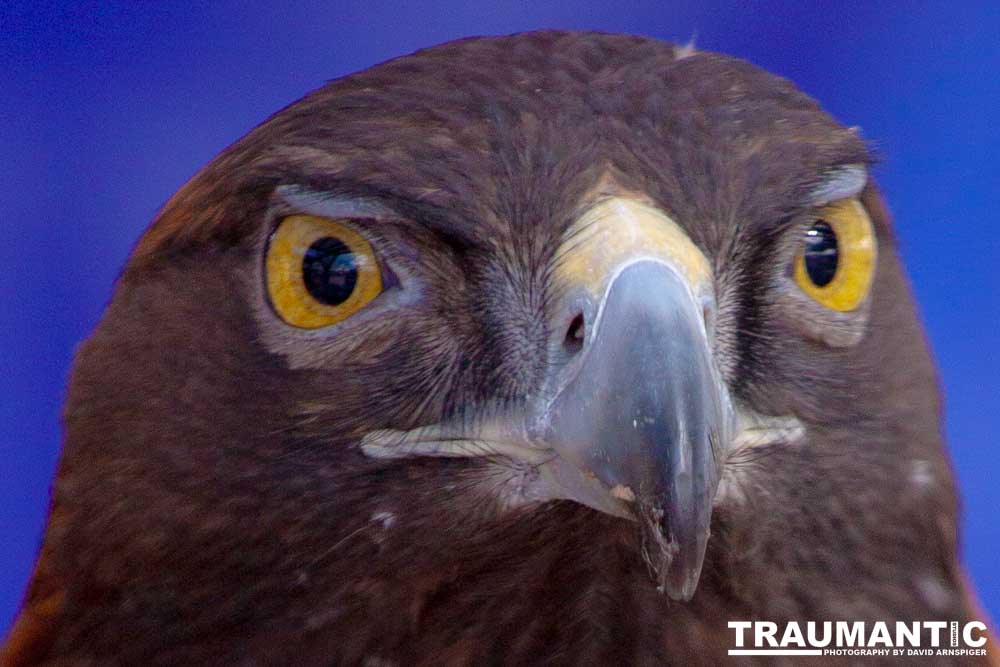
[563,313,585,354]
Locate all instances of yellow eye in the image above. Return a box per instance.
[266,215,382,328]
[793,199,877,311]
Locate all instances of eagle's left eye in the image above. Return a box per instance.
[266,215,383,328]
[793,198,877,312]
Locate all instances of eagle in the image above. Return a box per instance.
[3,30,992,665]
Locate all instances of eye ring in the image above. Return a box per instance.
[793,199,877,312]
[266,215,383,328]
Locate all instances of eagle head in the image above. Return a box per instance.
[4,31,987,665]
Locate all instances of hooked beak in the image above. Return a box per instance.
[532,198,734,601]
[539,259,731,599]
[363,197,746,601]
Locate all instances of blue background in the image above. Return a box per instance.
[2,1,998,636]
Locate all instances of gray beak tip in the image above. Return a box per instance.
[543,260,731,601]
[637,499,711,602]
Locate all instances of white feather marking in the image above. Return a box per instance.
[674,35,698,60]
[909,459,934,489]
[363,657,399,667]
[915,574,954,613]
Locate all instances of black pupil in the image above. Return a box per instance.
[302,237,358,306]
[803,220,838,287]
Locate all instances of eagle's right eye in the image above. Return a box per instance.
[302,236,360,306]
[266,215,383,328]
[793,198,877,312]
[802,220,838,287]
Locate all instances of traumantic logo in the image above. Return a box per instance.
[728,621,989,658]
